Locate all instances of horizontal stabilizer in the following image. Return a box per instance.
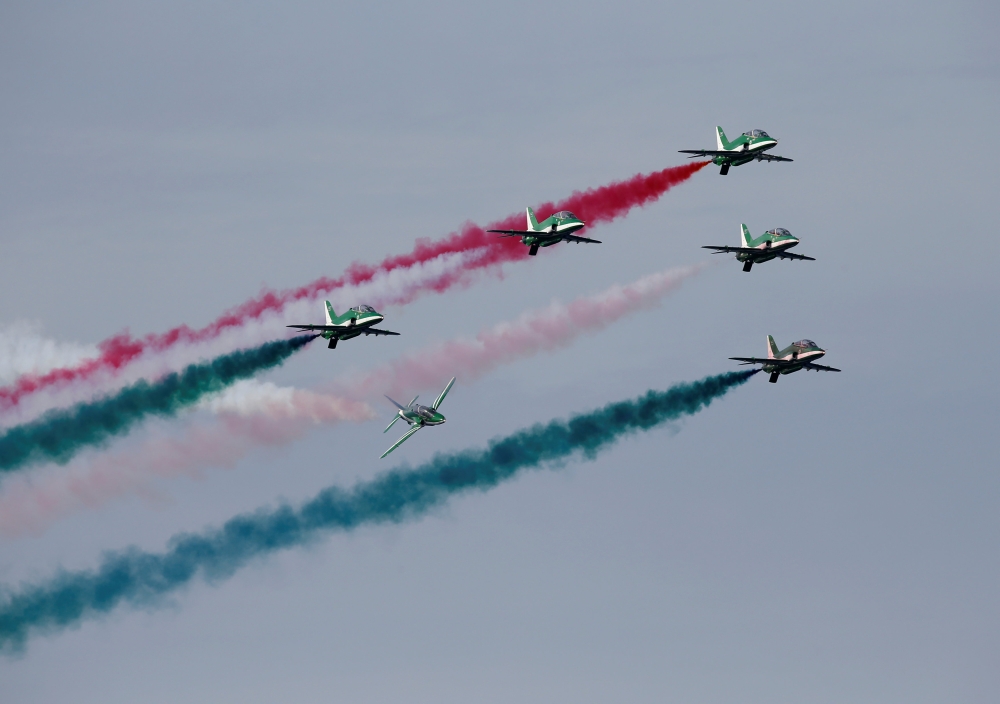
[385,395,407,411]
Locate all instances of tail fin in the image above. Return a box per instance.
[526,207,540,231]
[716,126,734,151]
[324,301,336,325]
[741,224,754,247]
[767,335,780,359]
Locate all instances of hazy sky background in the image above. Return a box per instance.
[1,1,998,702]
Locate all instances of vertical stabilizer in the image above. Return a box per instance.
[325,301,336,325]
[741,224,754,247]
[526,207,540,231]
[716,126,733,151]
[767,335,780,359]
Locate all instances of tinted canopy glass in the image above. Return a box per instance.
[351,305,377,313]
[551,211,577,220]
[744,129,770,138]
[767,228,792,237]
[793,339,817,348]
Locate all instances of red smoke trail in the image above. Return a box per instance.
[0,161,709,410]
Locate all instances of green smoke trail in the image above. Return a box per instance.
[0,370,755,652]
[0,336,316,474]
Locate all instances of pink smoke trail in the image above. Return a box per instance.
[344,264,706,400]
[0,385,374,536]
[0,162,709,412]
[0,264,703,536]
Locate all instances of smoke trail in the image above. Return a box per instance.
[0,323,97,386]
[0,382,375,536]
[0,162,709,411]
[0,369,753,652]
[347,264,705,400]
[0,336,315,475]
[0,265,703,534]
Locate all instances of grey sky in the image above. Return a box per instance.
[1,1,998,702]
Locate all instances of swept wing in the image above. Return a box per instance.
[803,362,842,372]
[560,234,602,244]
[381,425,421,459]
[432,377,456,410]
[730,357,841,372]
[679,149,793,162]
[702,246,815,261]
[286,324,399,336]
[486,229,601,244]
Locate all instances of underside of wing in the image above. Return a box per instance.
[729,356,795,366]
[776,251,816,261]
[561,234,602,244]
[679,149,731,158]
[380,425,421,459]
[702,245,760,254]
[286,324,342,332]
[487,229,535,237]
[803,362,842,372]
[362,328,401,336]
[754,153,793,162]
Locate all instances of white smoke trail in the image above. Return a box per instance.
[0,264,704,536]
[0,380,375,537]
[0,249,483,427]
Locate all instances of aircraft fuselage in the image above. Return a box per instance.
[396,405,446,428]
[736,234,799,264]
[762,342,827,376]
[322,312,384,341]
[522,218,585,249]
[714,138,778,167]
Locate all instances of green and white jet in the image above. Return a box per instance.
[704,224,815,272]
[731,336,841,383]
[680,127,792,175]
[287,301,399,349]
[488,207,601,256]
[381,377,456,458]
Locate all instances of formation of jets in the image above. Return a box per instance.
[292,124,837,457]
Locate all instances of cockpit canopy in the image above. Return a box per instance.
[743,129,771,139]
[793,339,818,348]
[551,210,577,220]
[350,305,377,314]
[766,228,792,238]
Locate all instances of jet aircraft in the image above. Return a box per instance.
[731,336,841,383]
[381,377,456,458]
[287,301,399,349]
[488,207,601,256]
[704,224,815,272]
[680,127,792,175]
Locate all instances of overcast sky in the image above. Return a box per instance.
[1,1,998,702]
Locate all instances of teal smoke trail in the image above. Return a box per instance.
[0,336,316,475]
[0,370,755,652]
